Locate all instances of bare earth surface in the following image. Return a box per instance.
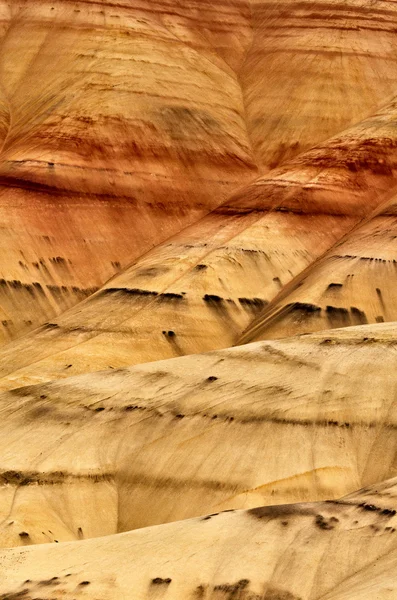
[1,1,397,598]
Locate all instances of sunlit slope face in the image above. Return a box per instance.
[0,323,397,546]
[2,468,397,600]
[243,0,397,169]
[0,2,257,185]
[239,193,397,344]
[2,97,397,387]
[2,0,397,345]
[1,3,397,593]
[0,0,258,343]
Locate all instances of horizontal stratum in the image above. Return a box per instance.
[1,1,397,598]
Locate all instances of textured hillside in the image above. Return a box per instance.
[0,0,258,343]
[2,0,397,343]
[243,0,397,168]
[4,98,397,388]
[0,322,396,546]
[240,189,397,342]
[2,478,397,599]
[2,1,397,598]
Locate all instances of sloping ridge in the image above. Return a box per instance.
[239,175,397,343]
[2,476,397,599]
[3,96,397,389]
[2,2,397,598]
[0,321,396,546]
[2,0,397,343]
[0,0,258,343]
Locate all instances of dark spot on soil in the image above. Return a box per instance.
[350,307,368,324]
[213,579,250,597]
[100,287,158,297]
[238,297,268,312]
[49,256,67,265]
[162,330,176,337]
[159,292,184,301]
[195,264,207,270]
[360,503,378,511]
[315,515,339,530]
[0,590,30,600]
[326,305,349,315]
[326,305,350,326]
[207,376,218,381]
[151,578,172,585]
[42,322,59,330]
[203,294,222,302]
[381,508,396,517]
[327,283,343,289]
[194,585,206,599]
[202,512,219,522]
[249,504,315,519]
[39,577,60,587]
[287,302,321,313]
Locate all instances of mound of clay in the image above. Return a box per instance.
[0,322,395,546]
[1,2,397,598]
[2,477,397,599]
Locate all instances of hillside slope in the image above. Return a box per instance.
[0,0,258,342]
[2,1,397,596]
[2,477,397,600]
[0,322,396,546]
[2,0,397,342]
[3,96,397,386]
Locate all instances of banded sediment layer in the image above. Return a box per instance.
[0,322,395,546]
[1,2,397,599]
